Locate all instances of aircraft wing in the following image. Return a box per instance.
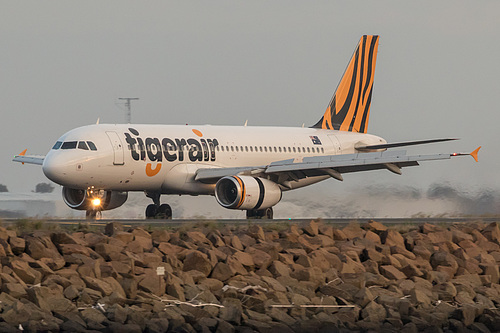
[195,148,480,185]
[12,149,45,165]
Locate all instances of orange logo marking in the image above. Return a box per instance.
[192,129,203,137]
[146,163,162,177]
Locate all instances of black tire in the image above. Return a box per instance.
[157,204,172,219]
[145,204,158,219]
[246,208,273,219]
[262,207,273,219]
[86,210,97,220]
[246,210,256,219]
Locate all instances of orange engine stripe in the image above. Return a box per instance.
[235,176,246,208]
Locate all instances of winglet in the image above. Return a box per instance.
[470,146,481,162]
[18,149,27,165]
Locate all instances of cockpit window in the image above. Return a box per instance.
[78,141,89,150]
[61,141,77,149]
[52,141,63,150]
[87,141,97,151]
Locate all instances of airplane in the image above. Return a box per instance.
[13,35,480,220]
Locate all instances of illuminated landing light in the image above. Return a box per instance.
[92,198,101,207]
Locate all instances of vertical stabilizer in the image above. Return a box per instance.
[312,35,379,133]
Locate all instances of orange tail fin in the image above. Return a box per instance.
[312,35,379,133]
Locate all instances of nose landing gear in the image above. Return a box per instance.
[85,210,102,220]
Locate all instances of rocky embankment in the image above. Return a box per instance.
[0,220,498,332]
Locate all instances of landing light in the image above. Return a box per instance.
[92,198,101,207]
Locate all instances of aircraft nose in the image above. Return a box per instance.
[42,153,69,185]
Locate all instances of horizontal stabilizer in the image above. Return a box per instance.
[356,138,458,151]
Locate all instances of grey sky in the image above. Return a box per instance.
[1,1,498,199]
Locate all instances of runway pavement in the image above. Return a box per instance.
[1,216,498,228]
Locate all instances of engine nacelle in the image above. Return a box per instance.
[215,176,282,210]
[62,187,128,211]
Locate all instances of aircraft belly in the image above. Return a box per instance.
[161,163,215,195]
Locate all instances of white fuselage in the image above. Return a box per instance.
[42,124,386,195]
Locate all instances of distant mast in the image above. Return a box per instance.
[118,97,139,124]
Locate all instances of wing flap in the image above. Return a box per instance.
[266,151,451,174]
[195,149,465,184]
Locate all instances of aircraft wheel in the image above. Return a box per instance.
[145,204,158,219]
[262,207,273,219]
[246,208,273,219]
[246,210,256,219]
[86,210,101,220]
[157,204,172,219]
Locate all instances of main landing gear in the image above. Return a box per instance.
[246,207,273,219]
[145,203,172,219]
[145,192,172,219]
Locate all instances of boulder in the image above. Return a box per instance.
[219,298,243,325]
[363,220,388,233]
[361,300,387,322]
[10,259,42,285]
[379,265,406,280]
[112,231,134,244]
[9,237,25,255]
[82,276,114,296]
[151,230,171,243]
[183,251,213,276]
[232,251,254,268]
[301,220,319,236]
[25,235,63,260]
[104,222,124,236]
[245,247,272,269]
[247,225,265,241]
[342,224,366,240]
[380,230,405,248]
[482,223,500,244]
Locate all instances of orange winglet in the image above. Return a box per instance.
[470,146,481,162]
[18,149,28,165]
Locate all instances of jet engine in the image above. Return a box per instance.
[62,187,128,211]
[215,176,282,210]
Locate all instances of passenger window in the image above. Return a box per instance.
[245,146,248,152]
[264,147,267,152]
[293,147,296,153]
[321,147,324,153]
[61,141,77,149]
[221,146,224,152]
[250,146,253,152]
[235,146,239,152]
[52,141,62,150]
[231,146,234,152]
[273,147,277,152]
[278,147,281,153]
[87,141,97,151]
[302,147,306,152]
[307,147,310,153]
[78,141,89,150]
[259,147,262,152]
